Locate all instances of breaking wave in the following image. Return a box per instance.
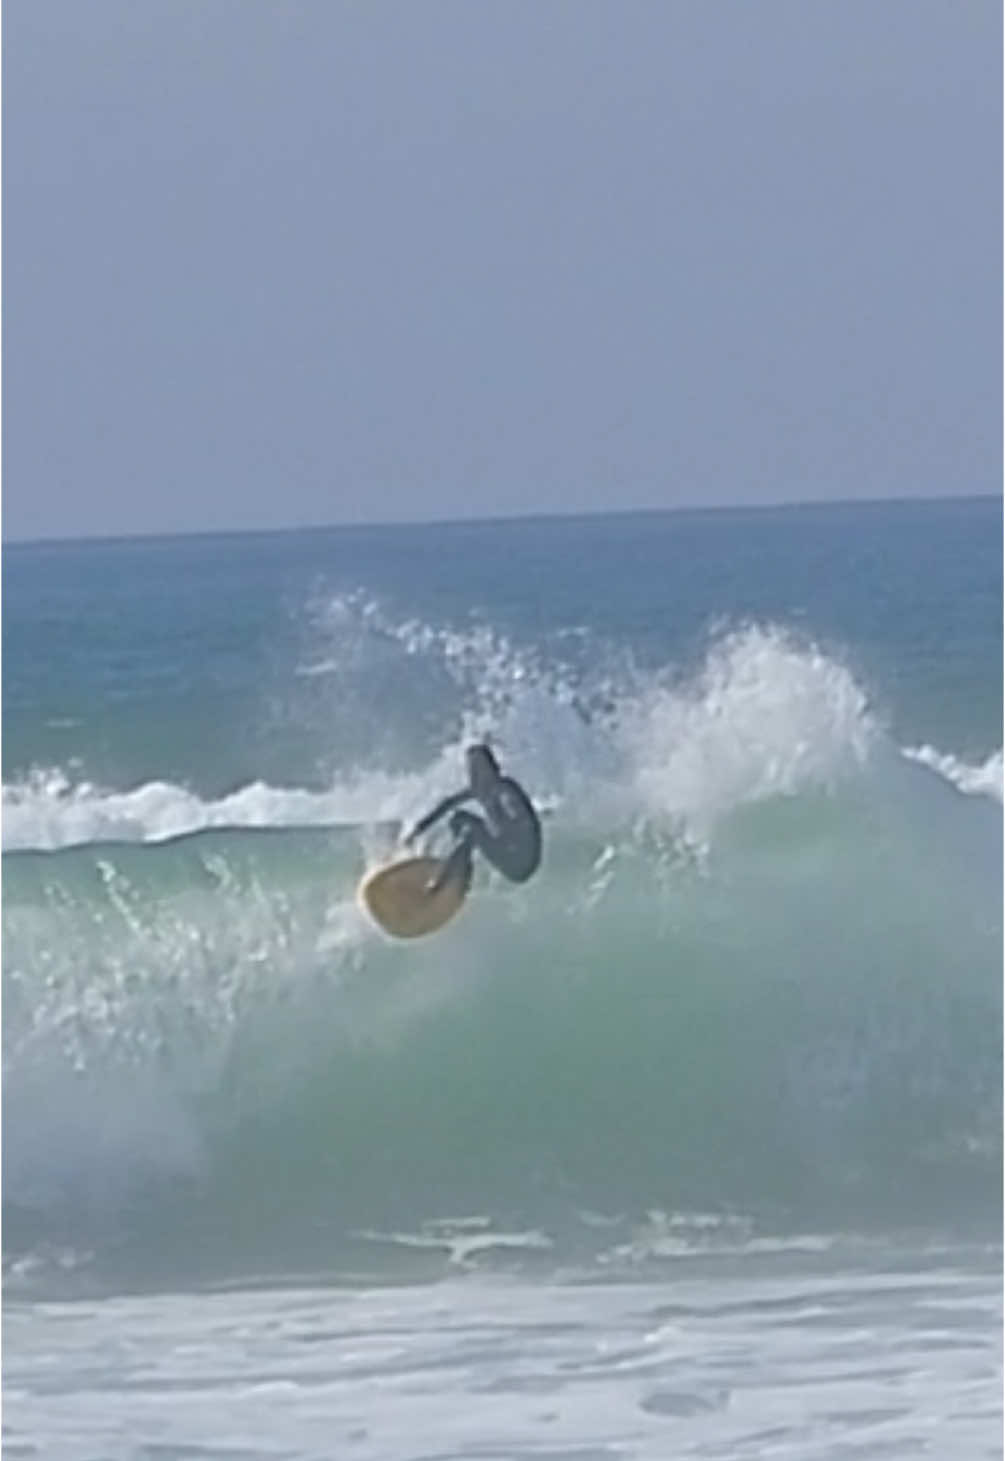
[3,613,1001,1286]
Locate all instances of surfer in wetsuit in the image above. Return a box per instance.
[405,744,542,894]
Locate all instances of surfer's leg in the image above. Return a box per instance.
[427,816,476,895]
[451,807,534,883]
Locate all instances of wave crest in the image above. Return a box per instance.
[3,620,891,852]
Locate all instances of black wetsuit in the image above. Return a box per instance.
[409,774,542,891]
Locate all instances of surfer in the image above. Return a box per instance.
[405,744,542,893]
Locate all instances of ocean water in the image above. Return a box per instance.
[3,496,1002,1459]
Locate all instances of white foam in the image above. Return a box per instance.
[901,745,1003,804]
[613,625,876,837]
[0,765,449,853]
[349,1221,554,1267]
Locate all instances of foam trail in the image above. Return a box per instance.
[1,765,451,853]
[902,745,1003,804]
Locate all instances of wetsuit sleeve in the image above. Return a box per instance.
[405,789,471,842]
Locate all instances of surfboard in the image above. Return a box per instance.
[357,855,468,939]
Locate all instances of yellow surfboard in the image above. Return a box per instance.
[357,855,468,939]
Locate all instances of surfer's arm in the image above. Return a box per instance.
[404,790,471,843]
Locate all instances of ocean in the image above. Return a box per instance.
[3,495,1002,1459]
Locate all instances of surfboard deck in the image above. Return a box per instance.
[358,855,467,939]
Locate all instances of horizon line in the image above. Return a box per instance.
[4,489,999,552]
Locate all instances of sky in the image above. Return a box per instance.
[4,0,1001,540]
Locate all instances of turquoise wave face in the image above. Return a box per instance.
[4,751,1000,1284]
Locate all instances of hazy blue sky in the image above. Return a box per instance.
[5,1,1001,539]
